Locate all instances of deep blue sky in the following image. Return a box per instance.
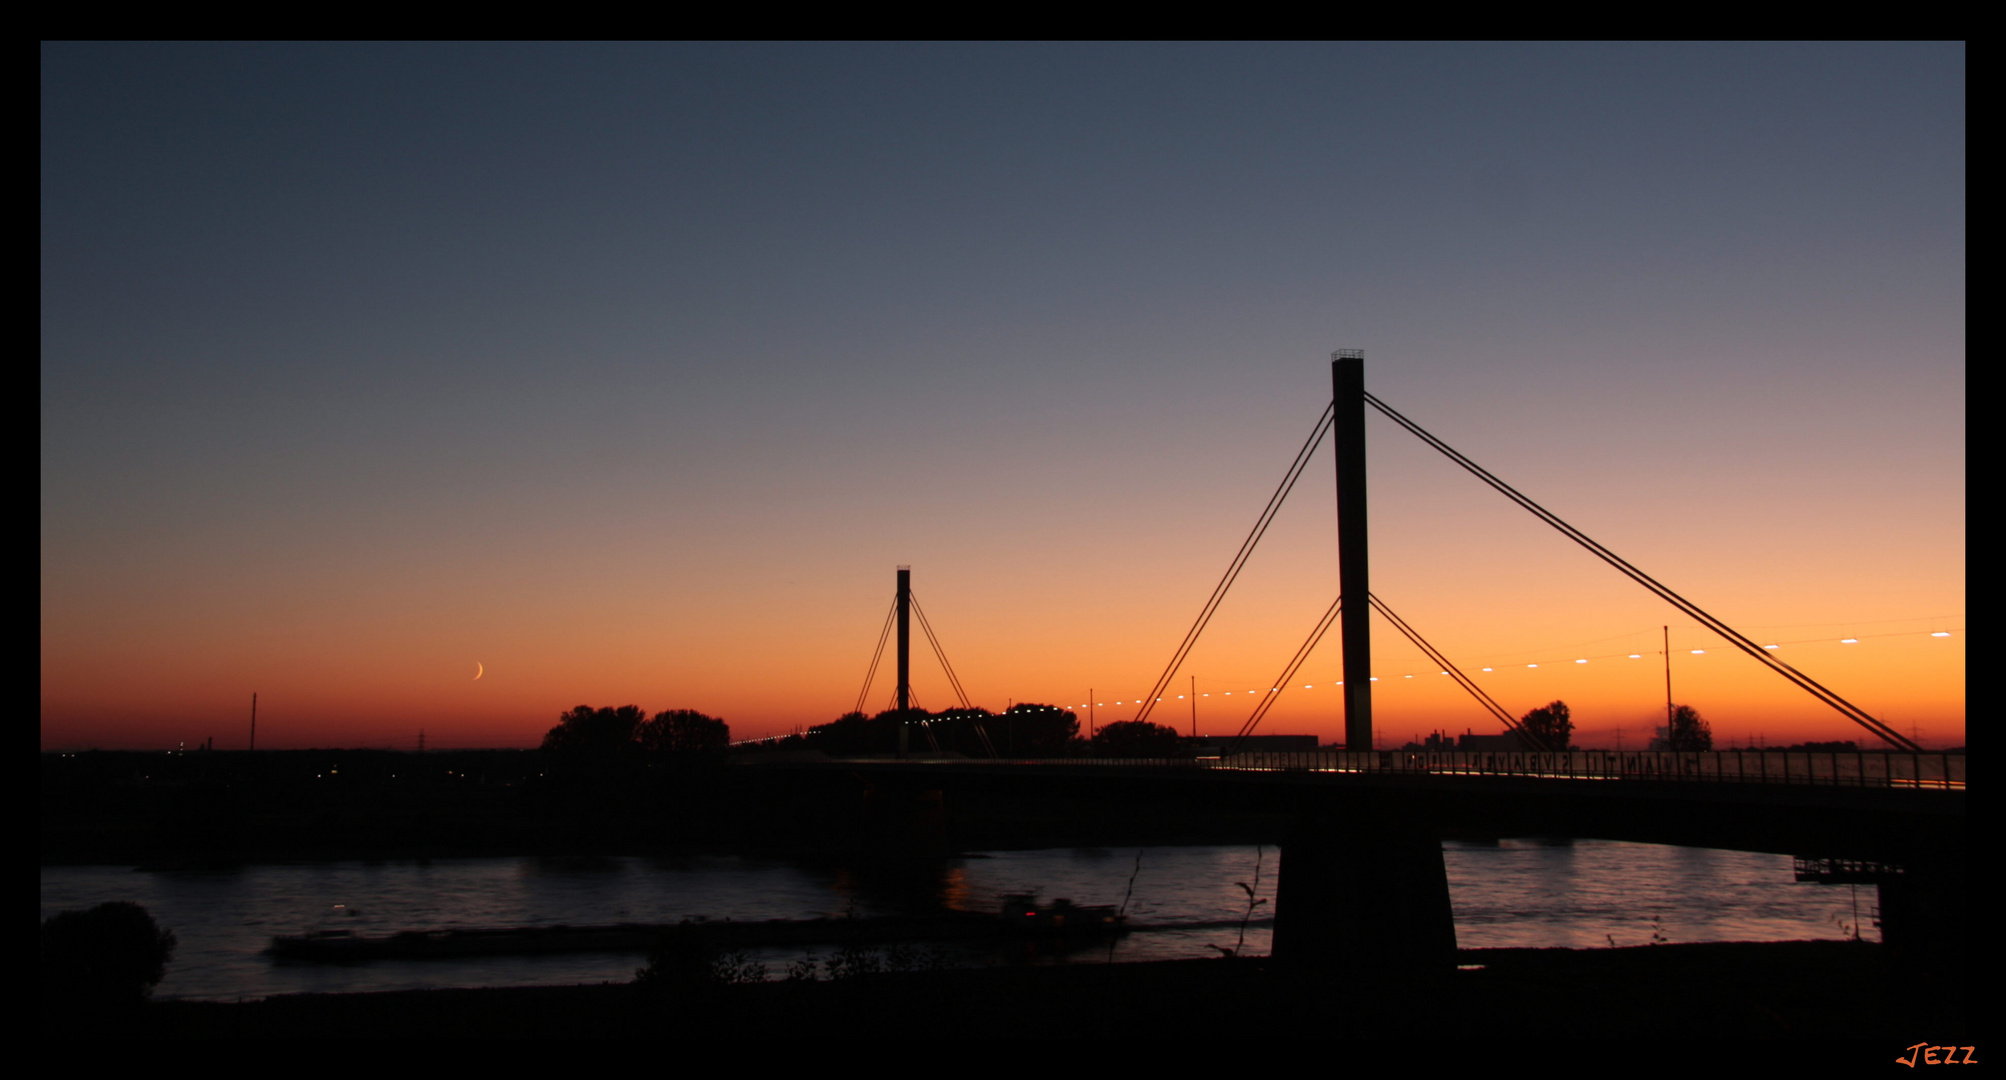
[42,43,1964,747]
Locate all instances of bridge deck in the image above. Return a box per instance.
[794,749,1965,790]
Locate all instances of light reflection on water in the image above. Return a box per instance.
[38,841,1870,1001]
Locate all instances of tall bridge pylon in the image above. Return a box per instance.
[1332,350,1372,750]
[896,566,911,715]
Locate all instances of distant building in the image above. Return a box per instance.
[1457,732,1527,752]
[1186,734,1321,754]
[1399,729,1528,752]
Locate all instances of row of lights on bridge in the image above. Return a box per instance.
[1070,629,1955,709]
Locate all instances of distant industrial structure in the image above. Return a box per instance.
[1400,730,1527,753]
[1188,734,1320,754]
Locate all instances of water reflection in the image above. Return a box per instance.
[39,840,1868,1001]
[526,855,628,876]
[828,859,968,916]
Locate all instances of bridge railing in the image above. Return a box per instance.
[1198,749,1965,789]
[991,750,1964,789]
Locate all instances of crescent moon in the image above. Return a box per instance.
[474,662,483,680]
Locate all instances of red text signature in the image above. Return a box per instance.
[1898,1045,1976,1066]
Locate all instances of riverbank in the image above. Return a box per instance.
[115,941,1960,1040]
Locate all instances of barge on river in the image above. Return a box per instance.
[270,898,1129,963]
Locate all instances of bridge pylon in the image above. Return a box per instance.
[1333,350,1372,750]
[897,566,911,758]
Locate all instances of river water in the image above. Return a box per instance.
[39,841,1874,1001]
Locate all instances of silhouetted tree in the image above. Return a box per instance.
[1519,700,1573,750]
[1091,719,1184,757]
[538,706,651,818]
[922,708,1005,756]
[1668,704,1713,751]
[805,710,902,754]
[540,705,646,756]
[638,709,730,753]
[1000,703,1080,756]
[42,902,176,1025]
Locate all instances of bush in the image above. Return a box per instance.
[635,931,766,992]
[41,902,177,1020]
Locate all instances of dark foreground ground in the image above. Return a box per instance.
[105,941,1963,1042]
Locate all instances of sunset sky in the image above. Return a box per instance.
[41,43,1964,751]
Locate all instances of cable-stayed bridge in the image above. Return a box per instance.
[773,353,1963,973]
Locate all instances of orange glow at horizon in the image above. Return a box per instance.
[40,392,1965,751]
[41,501,1965,752]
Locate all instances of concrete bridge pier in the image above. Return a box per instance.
[1271,814,1457,974]
[858,779,948,855]
[1876,849,1965,968]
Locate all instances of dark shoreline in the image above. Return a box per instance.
[111,941,1962,1040]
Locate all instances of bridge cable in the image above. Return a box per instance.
[1364,391,1920,751]
[909,592,999,756]
[1131,402,1336,729]
[1219,593,1549,755]
[896,688,942,750]
[909,593,973,710]
[1221,596,1342,756]
[854,597,899,717]
[1368,593,1547,751]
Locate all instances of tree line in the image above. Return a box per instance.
[540,705,730,756]
[539,698,1720,757]
[1517,699,1713,751]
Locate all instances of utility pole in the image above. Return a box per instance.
[249,692,258,752]
[1663,625,1673,746]
[1333,350,1372,751]
[1190,675,1197,738]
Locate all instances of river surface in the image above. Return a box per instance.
[39,840,1874,1001]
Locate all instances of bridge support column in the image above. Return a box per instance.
[1877,849,1965,968]
[1272,814,1456,975]
[858,779,948,856]
[896,566,912,759]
